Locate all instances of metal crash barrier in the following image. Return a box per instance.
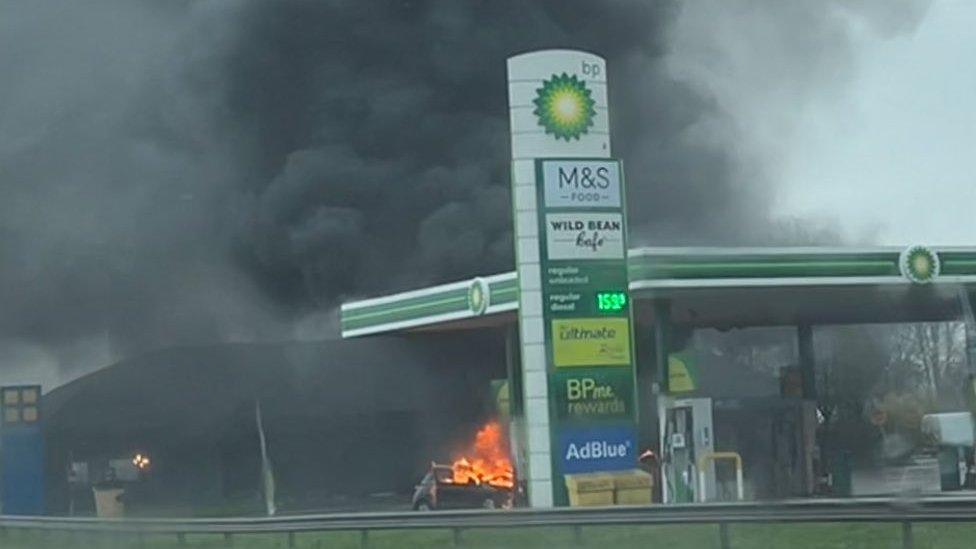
[698,451,744,502]
[2,497,976,549]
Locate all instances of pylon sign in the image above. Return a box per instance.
[537,158,637,505]
[508,50,636,507]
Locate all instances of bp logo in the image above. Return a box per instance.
[533,73,596,141]
[900,245,940,284]
[467,277,490,315]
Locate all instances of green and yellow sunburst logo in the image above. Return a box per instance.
[899,245,940,284]
[468,278,489,315]
[533,73,596,141]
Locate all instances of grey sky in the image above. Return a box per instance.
[669,0,972,246]
[777,0,975,245]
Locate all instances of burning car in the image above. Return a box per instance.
[411,463,513,510]
[412,422,515,510]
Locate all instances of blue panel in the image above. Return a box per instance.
[1,428,45,515]
[556,424,635,474]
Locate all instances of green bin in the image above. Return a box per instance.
[830,451,852,496]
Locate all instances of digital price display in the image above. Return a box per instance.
[596,291,628,312]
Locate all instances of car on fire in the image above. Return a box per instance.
[412,463,514,510]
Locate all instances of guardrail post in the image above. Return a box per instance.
[360,529,368,549]
[573,524,583,545]
[223,532,233,546]
[901,521,913,549]
[287,531,296,548]
[718,522,731,549]
[453,527,463,546]
[177,532,186,546]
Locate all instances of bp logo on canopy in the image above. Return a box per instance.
[467,277,490,315]
[533,73,596,141]
[900,245,940,284]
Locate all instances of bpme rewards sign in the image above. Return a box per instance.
[537,158,638,501]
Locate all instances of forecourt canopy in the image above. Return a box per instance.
[341,246,976,339]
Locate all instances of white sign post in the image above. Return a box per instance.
[508,49,613,507]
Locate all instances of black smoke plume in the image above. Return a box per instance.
[0,0,930,382]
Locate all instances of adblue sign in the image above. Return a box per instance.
[557,425,636,474]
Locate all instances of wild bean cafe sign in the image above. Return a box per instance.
[545,213,624,260]
[535,158,638,503]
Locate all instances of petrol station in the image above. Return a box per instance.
[340,49,976,507]
[4,49,976,516]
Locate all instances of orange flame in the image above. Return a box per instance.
[449,421,514,489]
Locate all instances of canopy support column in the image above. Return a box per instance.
[654,300,672,393]
[798,324,817,400]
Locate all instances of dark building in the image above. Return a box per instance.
[42,334,507,515]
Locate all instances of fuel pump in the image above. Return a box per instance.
[659,397,715,503]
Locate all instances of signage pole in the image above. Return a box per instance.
[508,50,637,507]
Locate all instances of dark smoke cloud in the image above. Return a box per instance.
[0,0,930,383]
[226,0,672,304]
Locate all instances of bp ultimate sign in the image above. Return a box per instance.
[508,49,635,507]
[538,158,637,504]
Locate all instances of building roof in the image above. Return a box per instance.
[341,246,976,337]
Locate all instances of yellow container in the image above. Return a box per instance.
[564,472,614,507]
[609,469,654,505]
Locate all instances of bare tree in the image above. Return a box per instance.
[886,322,966,408]
[815,326,888,465]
